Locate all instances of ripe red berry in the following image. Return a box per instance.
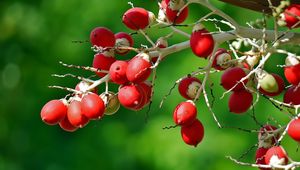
[131,85,148,111]
[124,82,152,111]
[287,118,300,142]
[115,32,134,55]
[122,7,155,30]
[118,84,144,109]
[81,93,105,120]
[178,77,201,100]
[221,67,248,91]
[265,146,288,166]
[282,4,300,28]
[283,86,300,105]
[109,60,129,85]
[258,125,278,148]
[212,48,232,70]
[181,119,204,147]
[284,63,300,86]
[100,92,120,115]
[163,0,189,24]
[173,101,197,126]
[67,100,89,128]
[255,147,270,170]
[126,53,152,83]
[259,73,285,97]
[93,52,116,77]
[40,99,67,125]
[228,90,253,114]
[90,27,116,48]
[190,24,214,58]
[138,81,152,105]
[59,116,78,132]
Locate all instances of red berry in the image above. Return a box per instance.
[131,84,148,111]
[255,147,270,170]
[287,118,300,142]
[190,24,214,58]
[283,86,300,105]
[163,0,189,24]
[90,27,115,48]
[173,101,197,126]
[138,81,152,105]
[178,77,202,100]
[181,119,204,147]
[258,125,278,148]
[115,32,134,55]
[283,4,300,28]
[93,52,116,77]
[109,60,129,85]
[122,7,155,30]
[41,99,67,125]
[259,73,285,97]
[59,116,78,132]
[259,74,285,97]
[126,53,152,83]
[67,100,89,128]
[81,93,105,120]
[228,90,253,114]
[265,146,288,166]
[257,71,280,93]
[284,63,300,86]
[126,82,152,111]
[221,67,248,91]
[212,48,232,70]
[118,84,144,109]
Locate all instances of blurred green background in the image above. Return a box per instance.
[0,0,299,170]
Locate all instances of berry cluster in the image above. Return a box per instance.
[173,101,204,147]
[255,125,286,169]
[253,118,300,169]
[41,92,106,132]
[41,0,300,169]
[40,7,159,131]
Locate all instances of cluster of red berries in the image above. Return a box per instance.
[41,92,104,132]
[253,121,300,169]
[254,125,287,169]
[217,52,300,115]
[40,1,300,156]
[40,1,192,143]
[172,77,203,146]
[189,19,300,114]
[41,81,120,132]
[91,30,154,111]
[40,5,168,131]
[173,101,204,147]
